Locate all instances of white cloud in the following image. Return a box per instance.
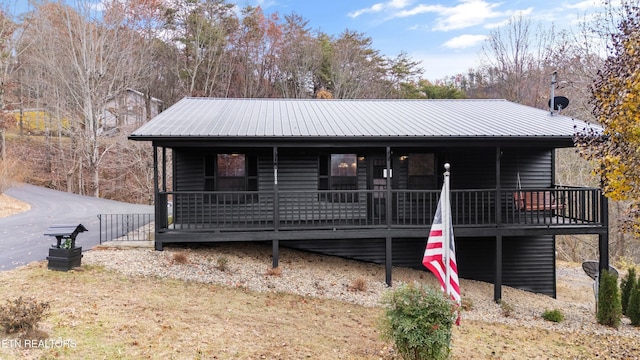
[348,0,414,18]
[389,0,522,32]
[429,0,505,31]
[442,34,488,49]
[393,4,445,18]
[484,8,534,29]
[563,0,602,10]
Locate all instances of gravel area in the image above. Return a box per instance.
[84,242,640,339]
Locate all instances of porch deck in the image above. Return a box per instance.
[154,186,606,243]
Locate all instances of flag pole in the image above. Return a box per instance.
[443,163,451,298]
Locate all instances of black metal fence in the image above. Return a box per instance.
[97,213,154,244]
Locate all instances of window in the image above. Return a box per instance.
[330,154,358,190]
[217,154,246,191]
[407,153,436,189]
[319,154,358,202]
[204,154,258,203]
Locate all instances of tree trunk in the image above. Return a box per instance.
[0,129,5,161]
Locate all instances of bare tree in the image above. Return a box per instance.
[481,14,557,108]
[0,5,28,161]
[23,0,154,197]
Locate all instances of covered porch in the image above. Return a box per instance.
[155,186,605,235]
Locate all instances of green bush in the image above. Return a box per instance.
[627,278,640,326]
[597,270,622,329]
[379,283,455,360]
[0,297,50,334]
[541,309,564,323]
[621,267,637,316]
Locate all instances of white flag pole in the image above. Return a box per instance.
[443,163,451,298]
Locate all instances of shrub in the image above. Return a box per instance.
[460,298,473,311]
[171,252,188,265]
[348,277,367,292]
[0,297,50,334]
[621,267,637,316]
[627,278,640,326]
[216,256,229,272]
[499,300,514,318]
[265,266,282,276]
[541,309,564,323]
[379,283,455,360]
[597,269,622,328]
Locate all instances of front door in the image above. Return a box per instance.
[370,156,390,221]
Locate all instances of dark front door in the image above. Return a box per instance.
[370,156,390,221]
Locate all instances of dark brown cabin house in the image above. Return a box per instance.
[129,98,608,301]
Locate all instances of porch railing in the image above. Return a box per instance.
[155,186,604,232]
[98,213,155,243]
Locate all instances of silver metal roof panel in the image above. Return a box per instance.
[130,97,594,139]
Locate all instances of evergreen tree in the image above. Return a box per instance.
[597,270,622,328]
[628,277,640,326]
[621,267,636,316]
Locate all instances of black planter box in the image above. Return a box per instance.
[47,247,83,271]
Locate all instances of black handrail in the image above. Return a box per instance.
[153,187,604,232]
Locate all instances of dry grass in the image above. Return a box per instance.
[0,157,29,195]
[0,263,388,359]
[0,261,639,359]
[264,266,282,277]
[0,193,30,218]
[349,277,368,292]
[170,252,188,265]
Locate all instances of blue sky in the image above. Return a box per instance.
[5,0,603,81]
[230,0,603,81]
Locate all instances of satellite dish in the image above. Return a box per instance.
[549,96,570,111]
[582,260,618,280]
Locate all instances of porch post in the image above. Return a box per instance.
[385,146,393,286]
[153,145,159,205]
[385,146,392,228]
[272,146,279,268]
[385,236,392,286]
[273,147,279,230]
[494,146,502,302]
[495,146,501,227]
[273,239,279,269]
[495,235,502,302]
[598,195,609,274]
[162,147,167,192]
[153,145,162,251]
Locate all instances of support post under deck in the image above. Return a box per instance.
[385,236,392,286]
[494,235,502,302]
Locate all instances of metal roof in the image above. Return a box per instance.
[129,97,595,141]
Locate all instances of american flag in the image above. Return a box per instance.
[422,186,461,306]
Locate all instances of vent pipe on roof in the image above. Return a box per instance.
[550,70,557,116]
[548,70,569,116]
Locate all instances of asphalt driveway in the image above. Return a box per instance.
[0,184,153,271]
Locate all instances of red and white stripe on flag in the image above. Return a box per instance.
[422,194,461,304]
